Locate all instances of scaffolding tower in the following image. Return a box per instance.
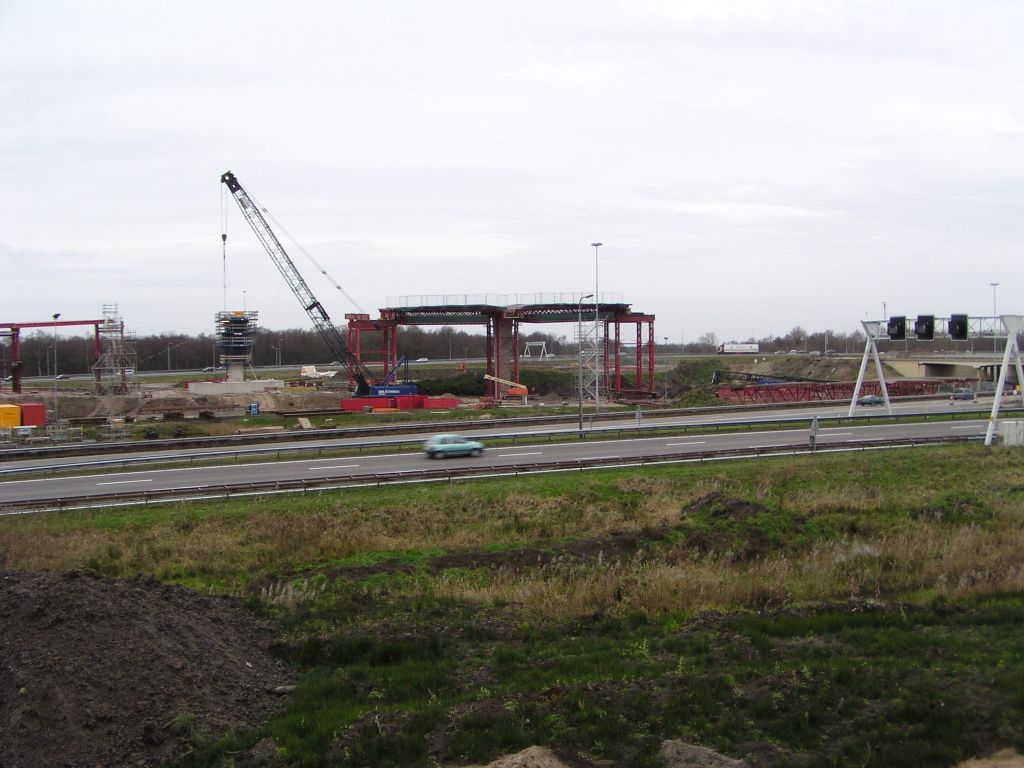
[92,304,136,395]
[576,315,601,405]
[216,311,259,382]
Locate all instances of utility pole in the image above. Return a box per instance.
[991,286,999,376]
[591,243,602,411]
[578,294,593,433]
[52,313,61,425]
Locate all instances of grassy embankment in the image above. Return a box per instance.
[3,444,1024,766]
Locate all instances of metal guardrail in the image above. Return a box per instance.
[0,434,977,514]
[0,407,1009,478]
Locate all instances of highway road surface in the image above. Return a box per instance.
[0,397,993,476]
[0,412,989,506]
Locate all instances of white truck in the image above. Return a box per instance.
[716,343,759,355]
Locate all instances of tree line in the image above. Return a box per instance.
[3,323,1015,378]
[689,326,1014,356]
[0,326,572,376]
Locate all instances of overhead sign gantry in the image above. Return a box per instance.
[849,313,1024,446]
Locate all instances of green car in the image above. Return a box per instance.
[423,434,484,459]
[857,395,885,406]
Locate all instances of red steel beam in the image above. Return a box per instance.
[1,319,106,394]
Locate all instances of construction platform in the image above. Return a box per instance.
[345,293,657,400]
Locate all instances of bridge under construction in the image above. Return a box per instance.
[347,294,657,400]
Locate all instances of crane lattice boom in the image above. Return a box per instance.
[220,171,371,395]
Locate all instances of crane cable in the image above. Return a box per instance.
[220,185,228,311]
[245,190,365,315]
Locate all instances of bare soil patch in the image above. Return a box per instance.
[956,750,1024,768]
[317,530,666,584]
[0,569,295,768]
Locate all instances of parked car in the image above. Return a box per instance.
[423,434,484,459]
[858,395,885,406]
[950,388,976,401]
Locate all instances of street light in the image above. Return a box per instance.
[52,313,60,425]
[992,282,1000,370]
[578,293,593,433]
[591,243,602,411]
[663,338,669,400]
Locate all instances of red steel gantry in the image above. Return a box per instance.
[347,297,657,400]
[0,318,105,394]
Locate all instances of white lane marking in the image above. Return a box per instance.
[497,451,543,457]
[665,441,707,446]
[951,425,984,430]
[6,453,420,485]
[822,432,851,436]
[307,464,360,471]
[96,479,153,486]
[577,455,619,461]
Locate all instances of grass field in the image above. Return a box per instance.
[3,443,1024,766]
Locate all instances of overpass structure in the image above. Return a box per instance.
[346,293,657,400]
[885,355,1018,383]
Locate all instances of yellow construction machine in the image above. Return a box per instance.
[482,374,528,397]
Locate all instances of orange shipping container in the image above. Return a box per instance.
[0,404,21,428]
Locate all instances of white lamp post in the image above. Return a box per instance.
[52,313,61,425]
[591,243,602,410]
[992,282,1000,372]
[578,293,593,432]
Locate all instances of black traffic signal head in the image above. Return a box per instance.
[914,315,935,341]
[949,314,969,341]
[887,316,906,341]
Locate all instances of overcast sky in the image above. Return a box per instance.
[1,1,1021,344]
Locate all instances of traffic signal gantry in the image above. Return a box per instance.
[849,313,1023,447]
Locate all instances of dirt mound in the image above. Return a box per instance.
[0,569,295,768]
[690,492,769,520]
[957,750,1024,767]
[461,742,749,768]
[468,746,569,767]
[660,740,745,767]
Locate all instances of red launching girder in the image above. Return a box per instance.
[717,378,978,405]
[0,319,105,394]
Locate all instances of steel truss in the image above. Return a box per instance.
[720,378,974,405]
[365,298,657,400]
